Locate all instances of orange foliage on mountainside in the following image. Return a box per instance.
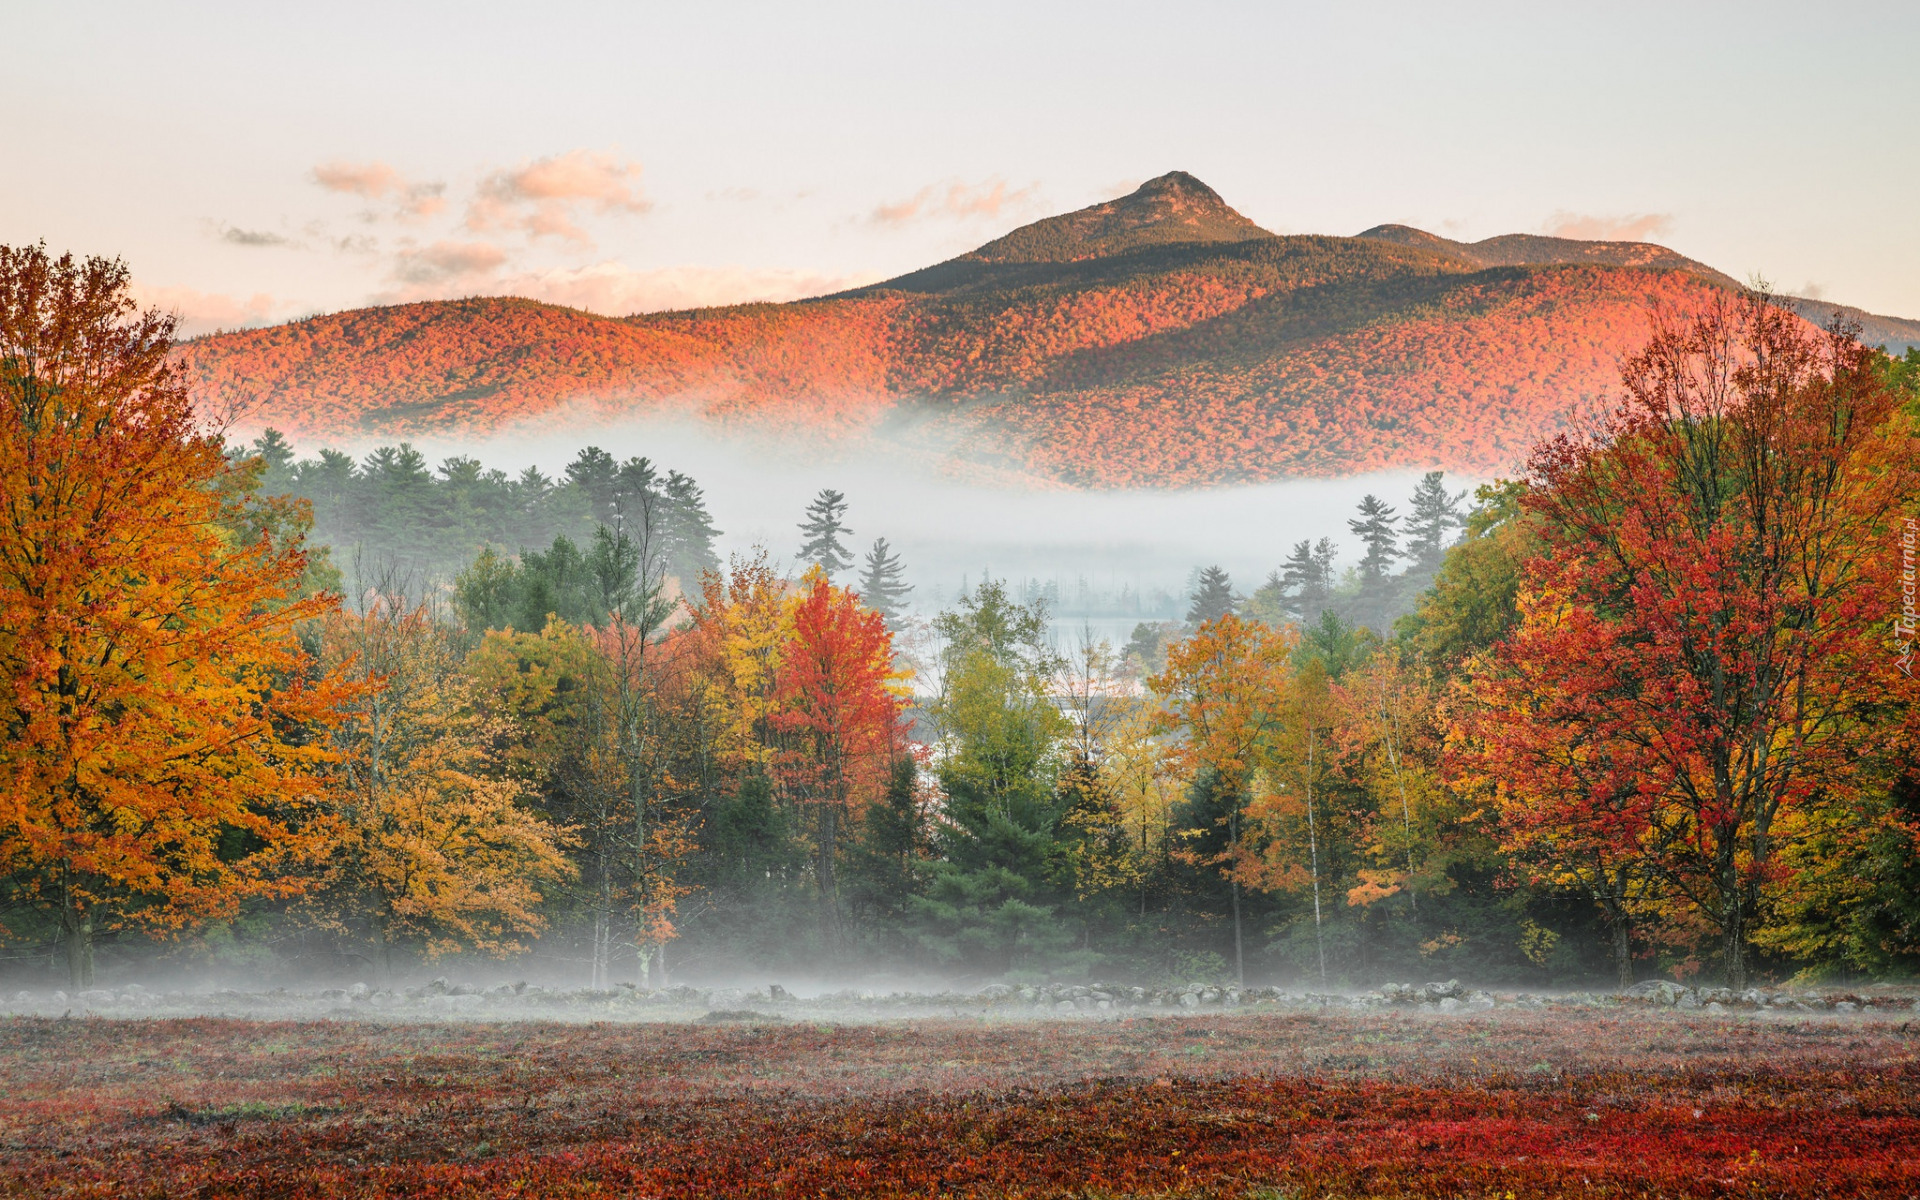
[965,267,1721,485]
[176,173,1751,483]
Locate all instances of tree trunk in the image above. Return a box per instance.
[62,902,93,990]
[1613,916,1633,990]
[1230,876,1243,987]
[819,798,841,947]
[1724,902,1746,991]
[1306,728,1327,989]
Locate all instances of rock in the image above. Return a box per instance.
[346,982,369,999]
[1704,1001,1726,1013]
[1463,991,1496,1012]
[449,982,477,996]
[1436,997,1462,1014]
[1054,1000,1076,1014]
[427,977,450,995]
[979,984,1012,999]
[1835,1001,1859,1013]
[1513,994,1547,1010]
[78,989,115,1006]
[1676,992,1702,1011]
[1178,993,1200,1009]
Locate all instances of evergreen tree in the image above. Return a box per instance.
[847,756,926,943]
[1348,494,1401,584]
[565,446,621,525]
[1276,537,1338,623]
[913,583,1081,975]
[1186,565,1235,625]
[1403,471,1467,572]
[797,488,853,577]
[661,469,722,586]
[609,456,659,526]
[858,537,913,626]
[249,428,296,492]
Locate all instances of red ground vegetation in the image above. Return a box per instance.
[3,1011,1913,1197]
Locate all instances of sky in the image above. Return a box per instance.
[5,1,1918,336]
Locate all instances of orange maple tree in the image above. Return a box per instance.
[0,245,352,986]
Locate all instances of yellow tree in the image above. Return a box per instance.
[1151,613,1296,984]
[0,245,350,987]
[1242,656,1336,986]
[314,594,571,967]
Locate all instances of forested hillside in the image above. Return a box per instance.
[175,172,1846,486]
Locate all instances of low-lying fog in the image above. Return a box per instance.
[387,416,1472,638]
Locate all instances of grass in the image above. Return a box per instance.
[1,1008,1915,1197]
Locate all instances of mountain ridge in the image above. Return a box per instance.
[178,173,1912,486]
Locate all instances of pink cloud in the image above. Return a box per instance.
[310,160,445,220]
[1542,210,1674,242]
[498,261,880,315]
[869,177,1041,227]
[390,239,510,285]
[466,150,650,246]
[129,285,278,338]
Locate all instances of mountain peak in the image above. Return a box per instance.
[963,171,1273,264]
[1357,224,1740,289]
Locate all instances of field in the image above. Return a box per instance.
[3,1006,1916,1198]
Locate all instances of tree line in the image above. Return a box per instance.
[3,243,1917,992]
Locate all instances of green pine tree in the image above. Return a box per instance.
[1403,471,1467,572]
[1185,565,1235,625]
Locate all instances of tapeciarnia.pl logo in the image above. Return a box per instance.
[1898,516,1917,678]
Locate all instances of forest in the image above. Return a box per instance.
[174,180,1754,489]
[5,243,1919,995]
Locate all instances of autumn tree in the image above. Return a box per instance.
[772,568,909,941]
[1474,295,1919,988]
[1151,612,1295,984]
[313,591,571,967]
[0,245,351,986]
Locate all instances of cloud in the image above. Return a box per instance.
[129,285,278,338]
[310,160,446,220]
[497,261,882,315]
[869,177,1041,227]
[221,226,295,248]
[390,239,510,285]
[1542,211,1674,242]
[466,149,651,247]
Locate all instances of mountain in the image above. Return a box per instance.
[179,172,1900,486]
[1781,297,1920,355]
[1355,224,1743,289]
